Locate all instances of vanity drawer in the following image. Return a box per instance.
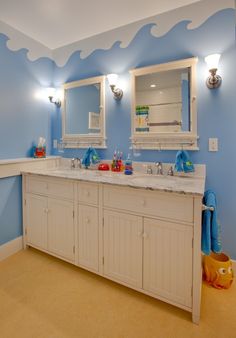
[78,182,99,205]
[26,175,74,200]
[103,185,193,223]
[26,176,48,195]
[47,179,74,200]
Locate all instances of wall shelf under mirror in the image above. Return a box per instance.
[62,75,106,148]
[130,57,199,150]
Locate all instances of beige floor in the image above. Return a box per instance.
[0,248,235,338]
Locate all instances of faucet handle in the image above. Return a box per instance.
[167,166,174,176]
[146,165,153,174]
[71,158,76,168]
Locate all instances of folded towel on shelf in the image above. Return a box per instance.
[202,190,222,255]
[174,150,194,173]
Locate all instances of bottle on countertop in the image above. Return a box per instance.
[124,153,133,175]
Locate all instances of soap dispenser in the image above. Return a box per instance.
[124,154,133,175]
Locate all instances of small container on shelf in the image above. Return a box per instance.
[34,146,46,158]
[34,137,46,158]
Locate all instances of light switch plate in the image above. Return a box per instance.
[209,138,218,152]
[53,139,58,149]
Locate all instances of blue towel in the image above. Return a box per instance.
[82,147,100,168]
[174,150,194,173]
[201,190,222,255]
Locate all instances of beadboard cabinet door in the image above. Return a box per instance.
[47,198,75,262]
[25,194,47,251]
[143,218,193,308]
[103,210,143,289]
[78,205,99,272]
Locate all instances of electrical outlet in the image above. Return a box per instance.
[53,139,58,149]
[209,138,218,152]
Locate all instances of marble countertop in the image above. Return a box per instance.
[21,165,205,196]
[0,156,60,165]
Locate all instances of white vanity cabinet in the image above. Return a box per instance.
[23,173,202,324]
[25,193,48,250]
[77,182,99,272]
[102,184,202,323]
[47,197,74,261]
[24,175,75,262]
[103,210,143,288]
[143,218,193,308]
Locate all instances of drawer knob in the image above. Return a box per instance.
[141,199,146,206]
[85,191,90,197]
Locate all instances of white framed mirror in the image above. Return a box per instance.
[130,57,198,150]
[62,75,106,148]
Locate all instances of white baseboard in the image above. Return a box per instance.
[0,236,23,262]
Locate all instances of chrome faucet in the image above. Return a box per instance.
[76,158,82,169]
[155,162,163,175]
[71,158,82,169]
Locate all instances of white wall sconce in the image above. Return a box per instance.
[46,87,61,107]
[107,74,123,100]
[205,54,222,89]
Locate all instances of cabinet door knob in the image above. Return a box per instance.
[85,191,90,196]
[143,232,148,239]
[85,217,90,223]
[138,231,143,237]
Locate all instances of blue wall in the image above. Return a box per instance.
[0,33,54,246]
[52,9,236,258]
[0,34,54,159]
[0,6,235,260]
[0,177,22,245]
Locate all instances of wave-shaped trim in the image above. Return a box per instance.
[0,20,52,61]
[52,0,235,67]
[0,0,234,66]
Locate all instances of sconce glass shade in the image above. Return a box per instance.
[46,87,61,107]
[46,87,56,97]
[107,73,118,86]
[205,54,222,89]
[205,54,221,70]
[107,73,123,100]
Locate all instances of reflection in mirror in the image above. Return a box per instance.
[62,75,106,148]
[130,57,198,150]
[135,68,190,133]
[65,84,101,135]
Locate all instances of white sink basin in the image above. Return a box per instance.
[130,174,176,186]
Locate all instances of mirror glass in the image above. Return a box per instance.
[65,83,101,135]
[135,68,190,133]
[62,75,106,148]
[130,57,198,150]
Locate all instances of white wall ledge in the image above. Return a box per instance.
[0,156,60,179]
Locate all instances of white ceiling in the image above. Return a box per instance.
[0,0,201,49]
